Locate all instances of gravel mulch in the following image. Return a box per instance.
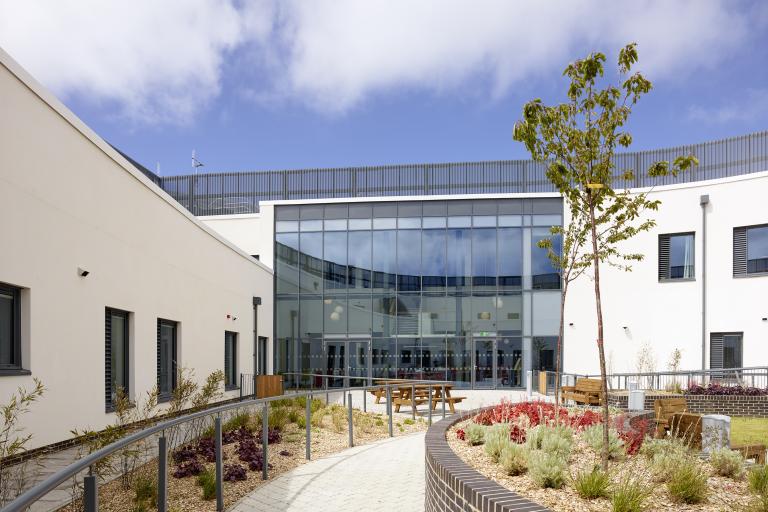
[447,419,754,512]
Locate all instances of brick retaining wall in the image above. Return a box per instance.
[608,393,768,417]
[425,409,550,512]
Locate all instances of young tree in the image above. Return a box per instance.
[513,43,697,469]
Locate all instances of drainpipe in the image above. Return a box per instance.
[253,297,262,375]
[700,195,709,371]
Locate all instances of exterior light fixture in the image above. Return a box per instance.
[622,326,628,330]
[478,312,491,320]
[77,266,89,277]
[568,322,574,327]
[587,183,604,189]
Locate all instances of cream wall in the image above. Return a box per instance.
[564,171,768,375]
[200,210,275,269]
[0,50,273,449]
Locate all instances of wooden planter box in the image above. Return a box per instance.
[256,375,283,398]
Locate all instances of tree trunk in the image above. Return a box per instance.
[588,199,610,471]
[554,287,566,421]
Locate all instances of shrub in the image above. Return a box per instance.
[709,448,744,479]
[667,460,708,504]
[499,444,528,476]
[287,407,303,424]
[456,428,465,441]
[310,407,326,428]
[331,407,346,433]
[744,493,768,512]
[296,415,306,429]
[223,463,247,482]
[484,424,511,462]
[611,476,650,512]
[525,424,571,451]
[465,424,486,446]
[572,465,610,499]
[748,465,768,495]
[403,418,414,425]
[196,469,216,500]
[686,383,768,396]
[133,474,157,506]
[528,451,567,489]
[268,406,290,431]
[582,424,624,460]
[540,432,573,459]
[640,437,688,460]
[223,412,252,433]
[172,459,205,478]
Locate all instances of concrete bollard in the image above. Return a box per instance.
[701,414,731,453]
[526,371,532,398]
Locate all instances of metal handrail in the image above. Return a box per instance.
[3,375,448,512]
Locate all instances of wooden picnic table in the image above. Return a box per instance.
[392,383,465,414]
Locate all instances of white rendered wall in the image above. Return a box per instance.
[563,172,768,375]
[0,50,274,449]
[200,212,275,269]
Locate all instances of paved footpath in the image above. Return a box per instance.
[230,432,426,512]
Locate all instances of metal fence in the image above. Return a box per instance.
[3,374,451,512]
[153,131,768,216]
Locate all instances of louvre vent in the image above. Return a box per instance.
[105,309,112,409]
[658,234,670,280]
[733,227,747,276]
[709,333,724,370]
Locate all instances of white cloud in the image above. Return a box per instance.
[688,89,768,123]
[0,0,759,122]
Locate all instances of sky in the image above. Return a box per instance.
[1,0,767,176]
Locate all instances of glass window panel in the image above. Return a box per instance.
[532,215,562,226]
[323,296,348,335]
[446,229,471,289]
[0,292,13,366]
[472,228,497,289]
[373,203,397,218]
[158,322,176,396]
[422,217,446,228]
[324,231,347,290]
[373,218,397,230]
[496,293,522,335]
[421,338,446,381]
[396,294,421,335]
[275,206,299,221]
[723,335,743,368]
[398,202,421,217]
[348,218,372,230]
[532,228,561,289]
[471,294,496,335]
[422,229,446,291]
[348,231,372,290]
[372,230,397,291]
[348,295,372,334]
[447,201,472,216]
[299,232,323,293]
[497,337,523,387]
[324,204,347,219]
[276,221,298,232]
[421,294,450,335]
[398,217,421,229]
[300,205,323,219]
[447,216,471,228]
[372,295,397,337]
[397,337,420,379]
[446,337,471,388]
[447,293,471,336]
[299,297,323,340]
[498,215,522,227]
[276,296,299,342]
[532,336,558,372]
[224,332,237,388]
[397,230,421,291]
[423,201,447,216]
[532,292,560,336]
[472,216,496,227]
[349,204,372,219]
[276,232,299,294]
[300,219,323,231]
[324,219,347,231]
[747,226,768,273]
[372,338,397,379]
[110,313,127,397]
[669,233,695,278]
[498,200,523,215]
[498,228,522,289]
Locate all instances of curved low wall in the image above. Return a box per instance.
[424,409,551,512]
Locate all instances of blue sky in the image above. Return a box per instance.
[2,1,767,176]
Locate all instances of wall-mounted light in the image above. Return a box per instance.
[77,266,90,277]
[568,322,574,327]
[622,326,628,330]
[762,317,767,322]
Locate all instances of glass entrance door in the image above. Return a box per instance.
[473,338,495,388]
[348,339,371,386]
[497,337,523,388]
[324,338,371,387]
[324,339,346,387]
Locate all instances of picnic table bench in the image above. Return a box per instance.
[561,378,604,405]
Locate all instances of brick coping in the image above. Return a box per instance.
[424,407,551,512]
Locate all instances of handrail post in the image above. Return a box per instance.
[158,433,167,512]
[363,388,367,413]
[348,392,354,447]
[386,385,393,437]
[262,403,269,480]
[252,374,256,399]
[305,394,311,460]
[215,416,224,512]
[84,468,97,512]
[239,374,243,401]
[411,385,416,421]
[428,384,432,426]
[442,384,446,419]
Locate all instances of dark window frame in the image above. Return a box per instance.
[224,331,238,390]
[710,332,743,370]
[0,283,27,375]
[157,319,178,402]
[105,307,130,411]
[658,232,696,282]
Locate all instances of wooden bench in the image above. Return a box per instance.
[732,443,767,464]
[654,397,689,438]
[431,396,466,413]
[369,387,404,404]
[561,378,604,405]
[669,412,702,449]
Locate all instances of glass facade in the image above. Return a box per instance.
[274,198,563,388]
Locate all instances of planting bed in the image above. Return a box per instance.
[447,401,766,512]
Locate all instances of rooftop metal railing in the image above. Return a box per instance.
[3,374,451,512]
[155,131,768,215]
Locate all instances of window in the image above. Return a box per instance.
[710,332,743,369]
[734,224,768,276]
[224,331,238,389]
[105,308,129,410]
[0,283,24,373]
[659,232,695,280]
[157,319,178,401]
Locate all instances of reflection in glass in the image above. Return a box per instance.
[372,338,397,379]
[396,294,421,335]
[372,295,396,337]
[471,294,496,334]
[472,229,497,289]
[532,336,558,371]
[446,338,471,388]
[498,228,522,289]
[496,293,522,335]
[669,233,695,278]
[497,337,523,387]
[397,337,420,379]
[421,338,446,381]
[532,228,561,289]
[447,229,471,289]
[276,297,299,343]
[324,231,347,290]
[348,295,372,334]
[747,226,768,274]
[397,230,421,291]
[348,231,372,289]
[299,296,322,340]
[372,230,397,290]
[474,338,494,387]
[276,233,299,293]
[299,232,323,293]
[422,229,446,290]
[323,295,347,334]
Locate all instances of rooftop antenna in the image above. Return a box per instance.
[155,162,161,176]
[192,149,204,176]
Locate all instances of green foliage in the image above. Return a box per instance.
[196,469,216,501]
[296,415,306,430]
[611,476,650,512]
[528,451,567,489]
[465,424,486,446]
[287,407,303,424]
[499,444,529,476]
[268,406,290,431]
[649,451,686,483]
[330,406,346,433]
[403,418,415,425]
[745,493,768,512]
[748,465,768,495]
[223,412,252,433]
[666,460,708,504]
[639,437,688,460]
[484,424,511,462]
[540,431,573,459]
[572,465,610,499]
[582,424,624,460]
[310,407,326,428]
[709,448,744,479]
[132,473,156,507]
